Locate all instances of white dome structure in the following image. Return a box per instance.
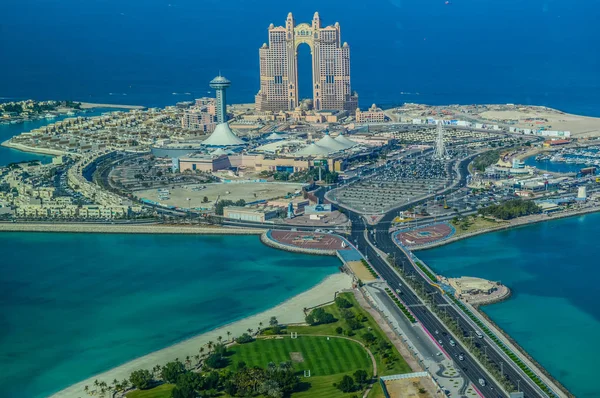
[201,123,245,146]
[315,133,347,152]
[334,133,358,148]
[211,148,233,156]
[265,132,286,140]
[295,143,332,157]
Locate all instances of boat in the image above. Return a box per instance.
[45,113,56,119]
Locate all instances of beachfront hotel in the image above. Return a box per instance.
[255,12,358,113]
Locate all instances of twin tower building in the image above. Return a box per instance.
[255,12,358,113]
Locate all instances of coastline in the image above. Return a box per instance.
[50,272,352,398]
[1,139,70,157]
[412,204,600,251]
[0,222,265,235]
[470,303,575,398]
[78,102,145,110]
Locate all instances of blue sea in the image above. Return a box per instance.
[1,0,599,116]
[418,213,600,398]
[1,0,600,396]
[0,233,340,398]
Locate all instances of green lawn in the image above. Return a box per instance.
[126,384,174,398]
[293,373,364,398]
[228,336,372,376]
[287,292,412,377]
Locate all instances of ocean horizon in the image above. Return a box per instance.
[1,0,599,117]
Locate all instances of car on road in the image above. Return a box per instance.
[438,340,443,345]
[475,330,483,339]
[458,354,464,361]
[478,378,486,387]
[449,339,456,347]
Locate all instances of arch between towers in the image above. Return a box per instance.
[292,24,320,109]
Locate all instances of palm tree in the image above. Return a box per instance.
[217,335,223,343]
[259,321,263,329]
[247,328,253,335]
[226,330,232,340]
[199,347,205,356]
[207,341,214,352]
[84,385,89,394]
[194,354,200,365]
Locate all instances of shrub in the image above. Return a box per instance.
[335,326,343,334]
[236,333,254,344]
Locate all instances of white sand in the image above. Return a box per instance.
[50,273,352,398]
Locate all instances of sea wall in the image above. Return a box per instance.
[470,303,574,398]
[0,222,264,235]
[259,231,337,256]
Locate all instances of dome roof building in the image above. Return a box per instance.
[201,123,245,147]
[334,133,358,148]
[315,131,348,152]
[294,143,332,157]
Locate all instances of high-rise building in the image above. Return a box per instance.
[255,12,358,113]
[209,75,231,123]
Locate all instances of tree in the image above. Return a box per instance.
[205,352,228,369]
[337,375,355,393]
[362,332,376,344]
[346,318,362,330]
[353,369,369,386]
[236,333,254,344]
[340,308,355,320]
[161,361,186,384]
[335,326,343,334]
[202,196,209,203]
[129,369,153,390]
[171,385,195,398]
[335,296,352,309]
[305,307,336,325]
[175,372,202,391]
[269,316,282,334]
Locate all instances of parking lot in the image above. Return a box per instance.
[332,155,453,214]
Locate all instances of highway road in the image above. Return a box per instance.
[335,157,552,398]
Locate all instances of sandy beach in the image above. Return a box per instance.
[50,272,352,398]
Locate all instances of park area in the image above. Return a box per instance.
[135,182,305,210]
[124,293,414,398]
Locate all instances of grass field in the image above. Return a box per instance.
[287,293,412,377]
[125,292,411,398]
[229,336,372,376]
[450,215,505,237]
[126,384,174,398]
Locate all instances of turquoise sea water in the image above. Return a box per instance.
[417,213,600,398]
[524,155,590,174]
[0,233,340,398]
